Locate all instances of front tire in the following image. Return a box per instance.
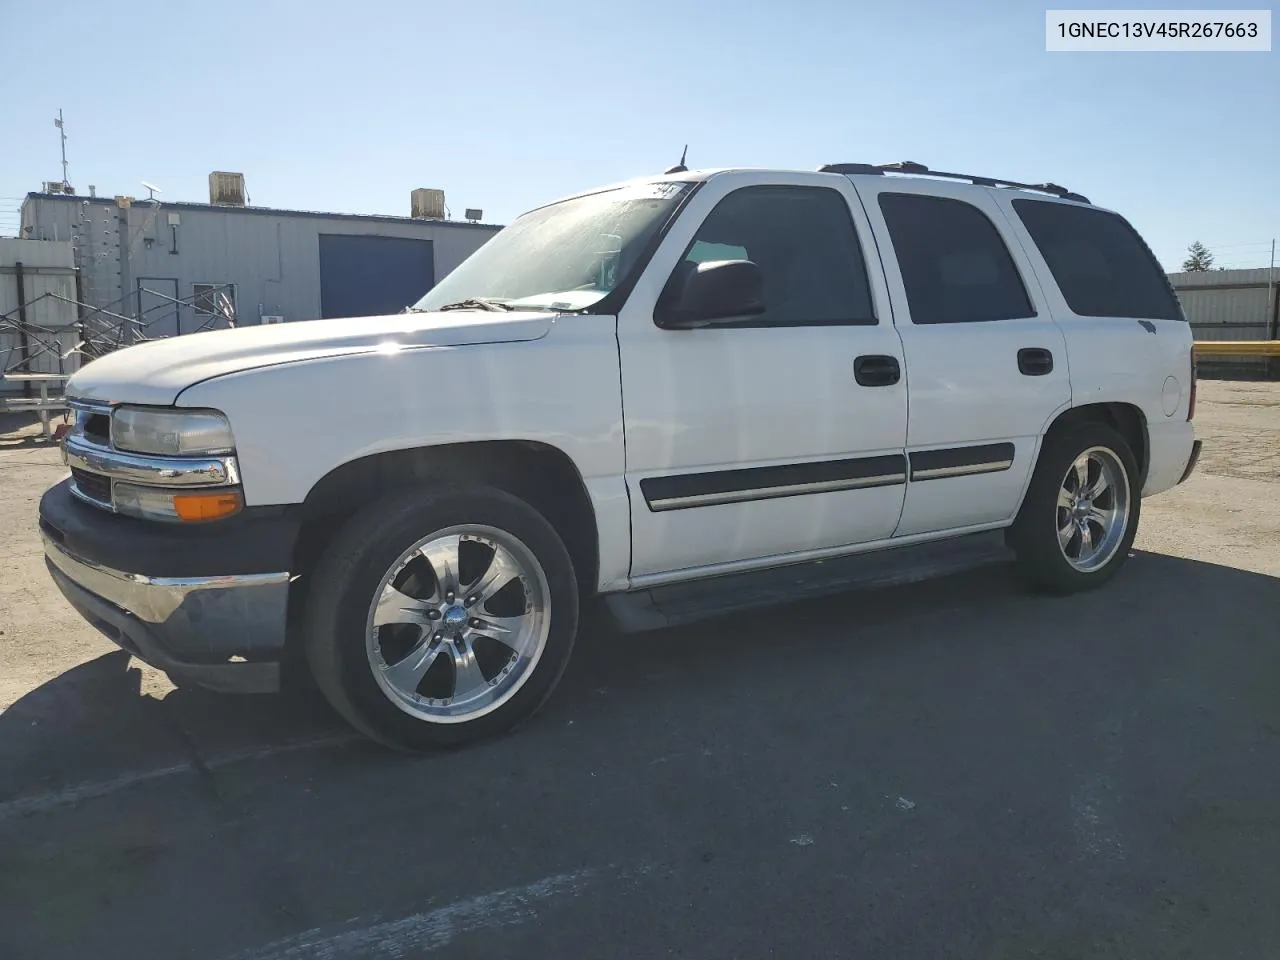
[304,484,579,751]
[1009,423,1141,594]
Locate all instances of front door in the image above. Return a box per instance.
[851,178,1072,538]
[617,173,910,580]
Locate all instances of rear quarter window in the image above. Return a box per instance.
[1012,199,1183,322]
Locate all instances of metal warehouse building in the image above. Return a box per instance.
[19,175,502,335]
[1169,267,1279,377]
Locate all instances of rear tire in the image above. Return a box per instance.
[1009,423,1140,595]
[304,484,579,751]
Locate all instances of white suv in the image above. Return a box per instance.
[40,161,1201,750]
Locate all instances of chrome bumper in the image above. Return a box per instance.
[42,531,290,694]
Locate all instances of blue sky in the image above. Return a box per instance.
[1,0,1276,270]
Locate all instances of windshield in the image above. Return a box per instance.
[412,180,693,313]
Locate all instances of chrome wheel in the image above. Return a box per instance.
[365,525,551,724]
[1056,446,1131,573]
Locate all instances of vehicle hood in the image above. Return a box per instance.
[65,310,555,406]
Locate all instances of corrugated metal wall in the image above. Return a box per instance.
[0,239,80,392]
[1169,267,1278,375]
[21,195,501,331]
[19,199,122,310]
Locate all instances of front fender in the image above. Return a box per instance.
[177,319,622,505]
[176,317,634,590]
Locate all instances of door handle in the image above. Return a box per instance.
[853,355,901,387]
[1017,347,1054,376]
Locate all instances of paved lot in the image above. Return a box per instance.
[1,382,1278,959]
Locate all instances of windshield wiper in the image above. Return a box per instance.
[431,298,516,313]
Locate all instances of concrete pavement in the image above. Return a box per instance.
[1,381,1277,959]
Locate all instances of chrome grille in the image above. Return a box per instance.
[62,397,241,516]
[70,467,112,506]
[81,411,110,446]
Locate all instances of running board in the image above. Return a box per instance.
[604,531,1015,633]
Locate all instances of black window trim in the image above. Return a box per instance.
[1010,196,1185,323]
[658,183,881,330]
[878,190,1039,326]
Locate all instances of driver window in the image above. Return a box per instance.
[687,240,749,263]
[665,185,877,327]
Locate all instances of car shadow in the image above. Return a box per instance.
[0,650,353,805]
[2,548,1277,802]
[1,549,1279,960]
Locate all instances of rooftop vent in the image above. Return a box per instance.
[411,188,446,220]
[209,171,247,207]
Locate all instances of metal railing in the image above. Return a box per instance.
[1,283,236,378]
[2,284,238,438]
[1194,340,1280,357]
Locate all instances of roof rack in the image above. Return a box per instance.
[817,161,1091,204]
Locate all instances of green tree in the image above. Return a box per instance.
[1182,241,1214,272]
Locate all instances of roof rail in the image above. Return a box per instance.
[817,161,1091,204]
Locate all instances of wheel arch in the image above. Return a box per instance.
[1009,401,1150,524]
[1009,405,1145,593]
[287,440,601,632]
[1040,401,1149,487]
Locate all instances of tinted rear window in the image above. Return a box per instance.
[878,193,1035,324]
[1012,200,1182,321]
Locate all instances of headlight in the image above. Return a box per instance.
[112,406,235,456]
[114,482,244,523]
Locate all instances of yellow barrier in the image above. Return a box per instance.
[1194,340,1280,358]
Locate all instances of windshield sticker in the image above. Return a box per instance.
[616,182,689,201]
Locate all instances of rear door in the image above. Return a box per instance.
[850,178,1071,537]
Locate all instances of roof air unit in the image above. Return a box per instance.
[209,171,247,206]
[411,188,446,219]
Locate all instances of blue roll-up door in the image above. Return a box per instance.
[318,234,435,319]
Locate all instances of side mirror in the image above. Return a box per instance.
[656,259,766,329]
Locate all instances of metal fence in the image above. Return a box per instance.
[1171,268,1279,377]
[1,282,237,383]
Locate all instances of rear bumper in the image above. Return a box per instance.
[39,478,296,694]
[1178,439,1202,485]
[1142,421,1198,497]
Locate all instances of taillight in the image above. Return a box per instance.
[1187,350,1198,421]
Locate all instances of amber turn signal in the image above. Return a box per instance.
[172,490,244,522]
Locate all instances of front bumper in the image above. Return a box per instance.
[40,479,296,694]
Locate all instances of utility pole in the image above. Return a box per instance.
[1268,238,1277,341]
[54,109,69,189]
